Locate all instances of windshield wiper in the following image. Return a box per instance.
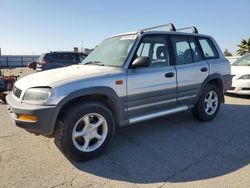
[84,61,104,66]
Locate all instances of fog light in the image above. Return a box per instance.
[18,114,37,122]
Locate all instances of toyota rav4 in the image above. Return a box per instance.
[6,23,232,162]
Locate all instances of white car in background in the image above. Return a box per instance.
[227,54,250,95]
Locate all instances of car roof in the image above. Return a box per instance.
[111,23,212,39]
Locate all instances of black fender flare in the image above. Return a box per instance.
[54,86,127,129]
[196,73,225,104]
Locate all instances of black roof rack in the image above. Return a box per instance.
[140,23,176,33]
[176,26,198,33]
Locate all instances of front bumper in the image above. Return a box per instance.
[227,87,250,95]
[6,93,59,136]
[226,78,250,95]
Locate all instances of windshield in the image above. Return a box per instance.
[232,54,250,66]
[81,34,137,67]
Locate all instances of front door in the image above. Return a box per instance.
[127,35,177,119]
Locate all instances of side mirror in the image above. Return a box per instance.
[132,56,150,68]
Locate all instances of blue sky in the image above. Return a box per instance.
[0,0,249,55]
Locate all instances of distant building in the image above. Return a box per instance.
[73,47,79,52]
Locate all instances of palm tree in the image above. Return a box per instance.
[237,38,250,55]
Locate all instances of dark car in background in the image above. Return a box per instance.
[29,52,87,71]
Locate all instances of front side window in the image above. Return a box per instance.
[81,34,137,67]
[135,35,170,68]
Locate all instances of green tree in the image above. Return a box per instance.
[237,38,250,55]
[224,48,232,56]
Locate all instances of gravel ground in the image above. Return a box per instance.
[0,69,250,187]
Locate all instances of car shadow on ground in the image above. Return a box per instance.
[70,103,250,183]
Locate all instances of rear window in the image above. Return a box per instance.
[51,53,80,62]
[199,38,219,59]
[38,54,46,62]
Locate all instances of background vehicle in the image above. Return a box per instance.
[34,51,87,71]
[0,68,19,103]
[7,23,231,162]
[227,54,250,95]
[27,60,37,70]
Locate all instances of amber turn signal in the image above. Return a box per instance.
[18,114,38,122]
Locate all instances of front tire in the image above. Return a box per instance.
[54,102,115,162]
[192,84,221,121]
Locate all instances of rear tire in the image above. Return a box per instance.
[2,94,7,104]
[192,84,221,121]
[54,102,115,162]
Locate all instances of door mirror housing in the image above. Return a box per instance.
[132,56,150,68]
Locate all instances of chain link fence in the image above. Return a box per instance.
[0,55,39,68]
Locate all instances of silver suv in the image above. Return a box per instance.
[6,24,232,162]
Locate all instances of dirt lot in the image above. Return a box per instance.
[0,69,250,187]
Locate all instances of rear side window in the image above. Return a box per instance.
[62,54,74,61]
[199,38,219,59]
[38,54,46,62]
[171,36,193,65]
[51,53,80,63]
[79,54,86,62]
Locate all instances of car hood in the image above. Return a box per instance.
[231,65,250,80]
[15,65,120,89]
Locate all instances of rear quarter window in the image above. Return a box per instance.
[38,54,46,62]
[79,54,86,62]
[199,38,219,59]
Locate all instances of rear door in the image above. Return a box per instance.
[171,35,209,106]
[127,35,177,119]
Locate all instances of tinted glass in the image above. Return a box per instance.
[79,54,86,62]
[199,38,218,58]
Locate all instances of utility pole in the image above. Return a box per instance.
[81,40,83,52]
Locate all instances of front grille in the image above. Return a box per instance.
[13,87,22,98]
[242,88,250,91]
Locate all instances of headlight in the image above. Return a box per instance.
[238,75,250,79]
[22,87,51,104]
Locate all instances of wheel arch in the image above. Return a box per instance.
[196,73,225,104]
[52,87,127,136]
